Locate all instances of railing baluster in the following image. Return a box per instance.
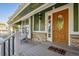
[3,42,6,56]
[0,33,15,56]
[12,36,14,55]
[8,39,10,56]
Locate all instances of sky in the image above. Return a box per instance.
[0,3,19,23]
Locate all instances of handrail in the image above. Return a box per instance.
[0,32,15,44]
[4,33,15,42]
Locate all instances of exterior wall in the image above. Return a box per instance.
[71,37,79,48]
[31,11,47,42]
[70,4,79,47]
[31,4,75,45]
[32,32,47,42]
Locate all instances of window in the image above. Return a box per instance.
[34,13,39,31]
[40,12,45,31]
[34,12,45,31]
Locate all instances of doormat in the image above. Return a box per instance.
[48,46,66,55]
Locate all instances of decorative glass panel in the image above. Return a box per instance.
[48,16,51,37]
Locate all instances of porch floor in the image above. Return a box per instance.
[15,39,79,56]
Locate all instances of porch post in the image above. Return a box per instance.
[29,17,32,39]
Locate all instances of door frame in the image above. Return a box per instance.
[46,4,74,46]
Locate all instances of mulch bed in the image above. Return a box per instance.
[48,46,66,55]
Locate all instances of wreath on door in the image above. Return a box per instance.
[57,15,64,32]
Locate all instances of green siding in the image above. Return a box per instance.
[54,3,67,8]
[74,3,78,32]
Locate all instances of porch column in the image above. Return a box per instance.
[29,17,32,39]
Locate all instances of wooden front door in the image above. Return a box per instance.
[53,9,68,45]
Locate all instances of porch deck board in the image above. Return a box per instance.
[15,40,79,56]
[18,41,62,56]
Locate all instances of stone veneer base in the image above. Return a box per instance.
[71,38,79,48]
[32,32,47,42]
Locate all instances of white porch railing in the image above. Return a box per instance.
[0,27,27,56]
[0,33,15,56]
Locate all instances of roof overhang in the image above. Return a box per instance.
[8,3,30,24]
[9,3,55,26]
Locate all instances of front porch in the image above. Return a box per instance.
[14,30,79,56]
[0,29,79,56]
[15,39,79,56]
